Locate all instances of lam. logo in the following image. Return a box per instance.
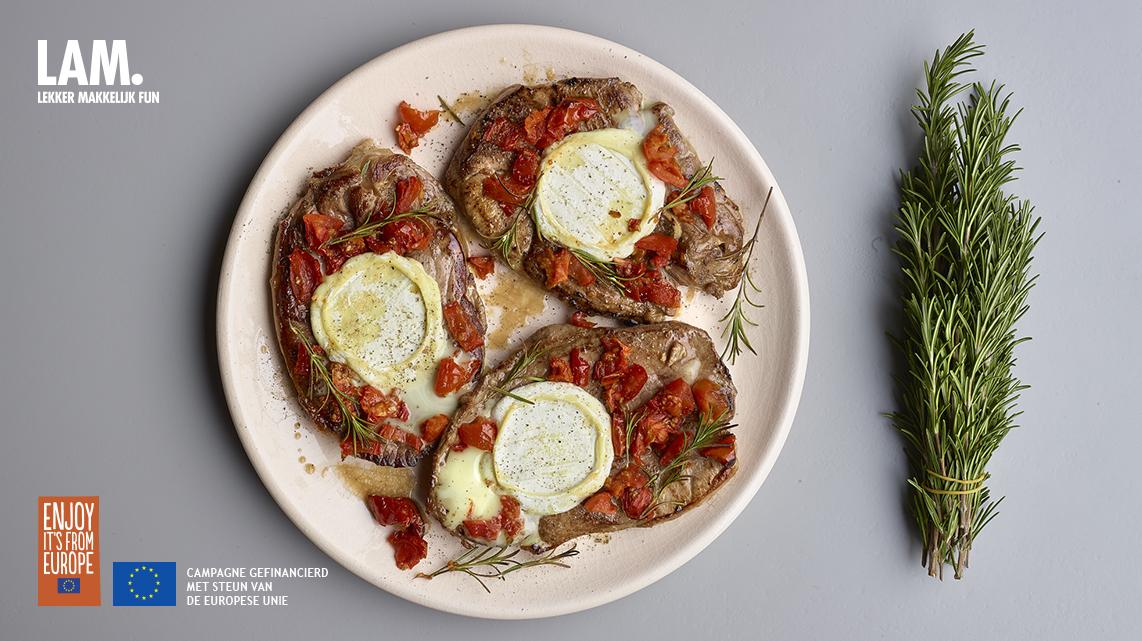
[36,40,159,105]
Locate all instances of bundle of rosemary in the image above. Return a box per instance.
[890,31,1041,579]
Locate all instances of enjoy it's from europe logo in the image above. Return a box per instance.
[37,40,160,105]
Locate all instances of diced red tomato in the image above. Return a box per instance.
[395,122,419,154]
[547,356,573,383]
[511,148,540,186]
[467,255,495,279]
[690,185,717,229]
[482,174,530,206]
[394,175,424,214]
[398,101,440,135]
[341,436,382,459]
[358,386,409,423]
[620,484,653,519]
[616,364,648,403]
[569,347,590,387]
[583,491,617,517]
[635,233,678,268]
[434,356,479,396]
[607,465,649,498]
[627,218,642,232]
[330,362,359,397]
[388,524,428,570]
[569,311,595,328]
[637,408,677,451]
[642,124,687,188]
[420,414,450,443]
[523,107,552,145]
[593,336,630,384]
[339,236,366,259]
[288,249,322,303]
[378,423,426,451]
[656,378,696,417]
[538,98,600,148]
[567,255,597,287]
[658,431,686,466]
[379,217,431,255]
[610,410,627,458]
[291,342,311,381]
[457,418,497,451]
[626,274,681,308]
[302,213,344,248]
[462,496,521,541]
[538,246,571,288]
[481,117,528,151]
[692,378,729,420]
[395,101,440,155]
[367,495,421,529]
[442,301,485,352]
[699,434,737,465]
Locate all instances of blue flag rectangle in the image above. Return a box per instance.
[112,562,176,606]
[56,577,80,594]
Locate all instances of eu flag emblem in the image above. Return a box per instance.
[56,577,80,594]
[113,562,176,606]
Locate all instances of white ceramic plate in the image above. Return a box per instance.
[217,24,808,619]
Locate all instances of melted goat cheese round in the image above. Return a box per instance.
[310,252,454,424]
[491,381,614,516]
[532,128,666,261]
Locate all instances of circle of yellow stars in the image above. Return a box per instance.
[60,578,78,593]
[127,565,162,601]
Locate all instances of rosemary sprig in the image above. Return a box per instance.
[288,322,379,454]
[322,207,438,248]
[437,95,466,126]
[489,344,546,404]
[416,544,578,593]
[889,31,1040,580]
[663,160,722,211]
[719,186,773,364]
[623,409,643,466]
[643,411,736,517]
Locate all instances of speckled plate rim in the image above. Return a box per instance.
[217,24,809,619]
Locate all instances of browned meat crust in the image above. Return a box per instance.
[270,140,486,467]
[443,78,747,322]
[429,322,737,551]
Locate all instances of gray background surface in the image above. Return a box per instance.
[3,0,1140,638]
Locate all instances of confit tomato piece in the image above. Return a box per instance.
[523,107,552,145]
[621,484,653,519]
[291,342,311,381]
[394,175,424,214]
[303,213,344,248]
[420,414,450,443]
[395,102,440,154]
[499,496,523,540]
[482,117,528,151]
[467,255,495,279]
[583,491,617,517]
[367,495,421,529]
[462,516,499,540]
[692,378,730,420]
[658,431,686,466]
[567,255,597,287]
[627,276,681,308]
[538,98,600,148]
[610,409,627,458]
[378,423,426,452]
[539,246,571,288]
[547,356,573,383]
[593,336,630,384]
[569,311,596,328]
[398,101,440,135]
[482,175,530,206]
[637,407,677,451]
[634,233,678,268]
[288,249,322,303]
[341,436,382,459]
[330,362,359,397]
[511,148,540,186]
[442,301,485,352]
[690,185,717,229]
[700,434,737,465]
[434,356,479,396]
[379,218,431,255]
[607,465,649,497]
[569,347,590,387]
[395,123,419,154]
[388,524,428,570]
[457,418,497,451]
[616,364,648,403]
[657,378,697,417]
[358,386,409,423]
[642,124,687,188]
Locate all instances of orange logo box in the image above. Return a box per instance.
[38,496,100,606]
